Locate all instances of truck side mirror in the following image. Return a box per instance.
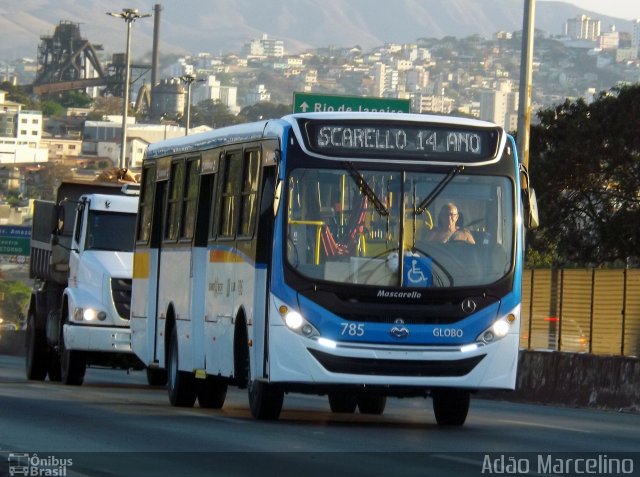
[55,205,65,234]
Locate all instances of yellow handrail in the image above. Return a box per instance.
[289,220,325,265]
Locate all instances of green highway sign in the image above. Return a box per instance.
[0,226,30,256]
[0,237,30,256]
[0,225,30,238]
[293,92,411,114]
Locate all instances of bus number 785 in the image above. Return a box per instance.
[340,323,365,336]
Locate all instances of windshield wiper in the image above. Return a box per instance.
[343,161,389,216]
[415,165,464,215]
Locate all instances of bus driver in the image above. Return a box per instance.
[423,202,475,244]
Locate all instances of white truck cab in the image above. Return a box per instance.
[26,180,142,385]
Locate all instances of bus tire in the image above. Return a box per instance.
[198,376,228,409]
[328,393,357,413]
[432,388,470,426]
[167,326,197,407]
[357,396,386,415]
[248,379,284,420]
[25,311,48,381]
[146,367,167,386]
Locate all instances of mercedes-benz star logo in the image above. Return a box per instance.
[390,326,410,339]
[461,298,477,314]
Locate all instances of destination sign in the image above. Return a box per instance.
[301,120,501,161]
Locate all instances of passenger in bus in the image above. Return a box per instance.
[423,202,475,244]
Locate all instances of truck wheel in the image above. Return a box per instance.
[198,376,228,409]
[167,326,197,407]
[432,388,470,426]
[60,337,86,386]
[146,367,167,386]
[48,353,62,382]
[328,393,357,413]
[357,396,387,415]
[25,311,48,381]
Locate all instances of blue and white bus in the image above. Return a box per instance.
[131,112,538,425]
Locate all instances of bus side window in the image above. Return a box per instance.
[180,158,200,241]
[136,165,155,244]
[165,160,185,242]
[218,150,243,238]
[238,149,260,238]
[205,151,221,242]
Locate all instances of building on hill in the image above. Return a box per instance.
[479,80,519,131]
[566,15,601,41]
[244,34,284,58]
[0,90,48,165]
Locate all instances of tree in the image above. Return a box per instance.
[527,84,640,266]
[4,191,21,207]
[0,280,30,326]
[239,102,291,122]
[191,100,241,128]
[0,82,38,109]
[40,100,65,117]
[87,96,123,120]
[58,90,93,108]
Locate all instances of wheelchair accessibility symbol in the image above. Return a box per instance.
[403,256,432,287]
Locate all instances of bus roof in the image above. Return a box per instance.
[286,112,500,128]
[144,112,503,160]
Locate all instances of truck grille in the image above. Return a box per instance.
[111,278,132,320]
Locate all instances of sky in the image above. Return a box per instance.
[542,0,640,20]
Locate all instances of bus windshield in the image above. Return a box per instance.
[286,167,514,288]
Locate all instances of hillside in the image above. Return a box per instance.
[0,0,634,61]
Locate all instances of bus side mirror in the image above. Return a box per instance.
[272,151,283,217]
[273,179,282,217]
[523,187,539,230]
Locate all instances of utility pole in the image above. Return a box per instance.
[517,0,536,170]
[107,8,151,169]
[179,75,204,136]
[180,75,196,136]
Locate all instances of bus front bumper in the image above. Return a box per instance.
[268,325,519,390]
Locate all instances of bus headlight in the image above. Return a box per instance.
[284,310,304,329]
[277,304,319,338]
[477,314,516,344]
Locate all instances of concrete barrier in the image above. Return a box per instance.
[481,350,640,413]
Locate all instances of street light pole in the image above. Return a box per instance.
[179,74,197,136]
[107,8,151,169]
[517,0,536,170]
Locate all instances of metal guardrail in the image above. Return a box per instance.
[521,269,640,357]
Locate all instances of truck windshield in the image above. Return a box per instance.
[286,167,514,288]
[86,212,136,252]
